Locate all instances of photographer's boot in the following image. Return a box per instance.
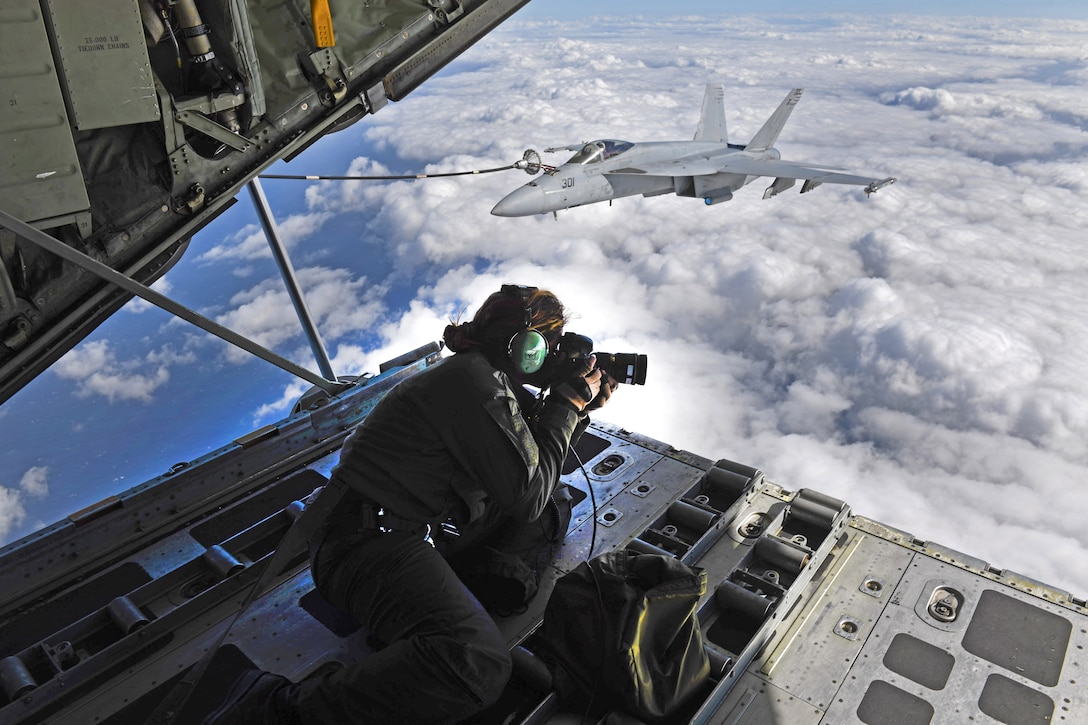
[202,668,302,725]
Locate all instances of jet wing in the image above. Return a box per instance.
[606,154,882,186]
[712,157,886,186]
[605,156,728,178]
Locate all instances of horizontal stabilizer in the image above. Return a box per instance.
[747,88,803,151]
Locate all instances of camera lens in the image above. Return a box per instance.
[595,352,648,386]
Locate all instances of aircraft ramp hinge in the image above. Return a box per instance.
[362,82,388,114]
[428,0,465,26]
[302,48,349,107]
[177,184,206,215]
[320,73,348,107]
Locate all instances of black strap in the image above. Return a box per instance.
[147,480,348,724]
[357,500,430,535]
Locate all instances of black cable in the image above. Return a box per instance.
[568,445,598,562]
[568,444,604,725]
[580,558,607,725]
[157,1,184,91]
[258,164,520,182]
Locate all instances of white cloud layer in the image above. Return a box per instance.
[10,14,1088,600]
[213,266,387,365]
[248,15,1088,594]
[0,486,26,543]
[53,341,171,403]
[19,466,49,498]
[197,212,333,262]
[123,277,173,314]
[0,467,49,542]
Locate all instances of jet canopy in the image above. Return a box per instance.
[567,139,634,165]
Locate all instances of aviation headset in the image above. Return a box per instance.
[501,284,550,376]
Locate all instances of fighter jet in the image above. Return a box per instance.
[491,84,895,217]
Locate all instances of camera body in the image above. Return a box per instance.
[555,333,648,386]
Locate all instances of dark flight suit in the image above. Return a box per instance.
[297,349,581,724]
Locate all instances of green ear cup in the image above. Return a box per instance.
[509,330,548,374]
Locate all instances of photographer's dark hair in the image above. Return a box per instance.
[444,286,568,358]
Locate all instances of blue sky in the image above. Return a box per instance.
[3,6,1088,596]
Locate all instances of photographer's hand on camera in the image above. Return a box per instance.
[551,354,604,413]
[583,370,618,414]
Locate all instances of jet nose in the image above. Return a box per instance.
[491,184,546,217]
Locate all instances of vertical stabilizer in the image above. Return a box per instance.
[746,88,803,151]
[693,84,727,143]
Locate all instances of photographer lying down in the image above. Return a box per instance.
[204,284,620,724]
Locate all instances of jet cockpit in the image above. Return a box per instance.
[566,139,634,164]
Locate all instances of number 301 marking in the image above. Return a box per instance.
[561,177,575,188]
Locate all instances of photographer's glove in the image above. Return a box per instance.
[583,372,618,414]
[550,356,603,413]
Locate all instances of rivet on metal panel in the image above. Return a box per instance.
[835,616,862,640]
[861,577,887,598]
[597,508,623,527]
